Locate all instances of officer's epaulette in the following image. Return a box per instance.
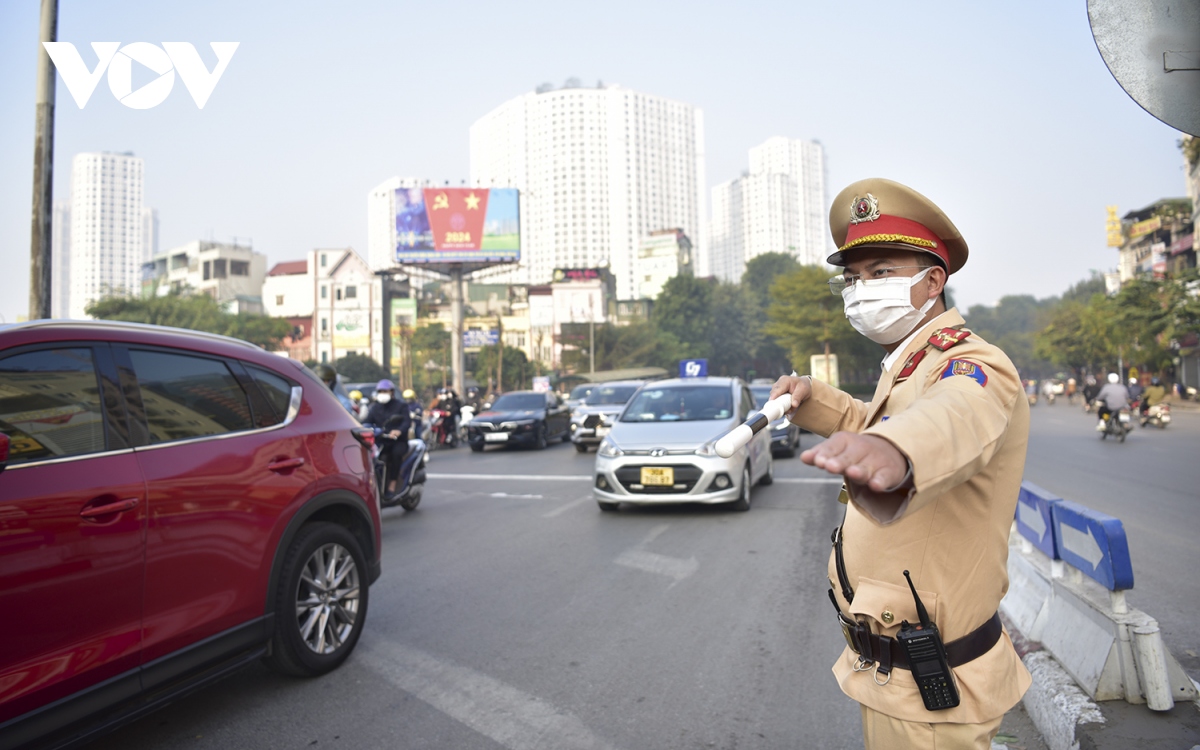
[896,349,927,379]
[928,327,971,351]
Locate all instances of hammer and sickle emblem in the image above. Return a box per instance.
[431,192,450,210]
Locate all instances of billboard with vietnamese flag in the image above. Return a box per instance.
[394,187,520,265]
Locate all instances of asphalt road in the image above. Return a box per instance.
[88,414,1126,750]
[1020,399,1200,680]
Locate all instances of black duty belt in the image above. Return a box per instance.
[833,597,1003,671]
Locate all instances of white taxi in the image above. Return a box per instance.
[592,377,773,512]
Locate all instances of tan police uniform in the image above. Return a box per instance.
[788,178,1031,747]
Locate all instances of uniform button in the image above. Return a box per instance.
[881,610,894,624]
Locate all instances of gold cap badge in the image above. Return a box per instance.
[850,193,880,225]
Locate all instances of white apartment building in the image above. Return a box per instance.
[470,80,706,300]
[710,137,828,282]
[145,240,267,314]
[749,137,828,265]
[68,152,145,318]
[636,228,693,299]
[52,202,70,319]
[710,172,795,283]
[142,207,159,263]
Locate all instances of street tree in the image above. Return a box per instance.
[86,292,292,349]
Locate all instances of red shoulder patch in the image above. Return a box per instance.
[896,349,927,380]
[928,327,971,351]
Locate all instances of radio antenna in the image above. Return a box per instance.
[903,570,932,628]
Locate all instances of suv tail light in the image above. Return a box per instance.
[0,433,9,465]
[353,428,375,449]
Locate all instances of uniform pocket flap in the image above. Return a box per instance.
[848,576,939,635]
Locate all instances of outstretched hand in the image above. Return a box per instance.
[800,432,911,493]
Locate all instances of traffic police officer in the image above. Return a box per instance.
[771,178,1031,749]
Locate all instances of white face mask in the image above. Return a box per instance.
[376,392,393,404]
[841,268,936,345]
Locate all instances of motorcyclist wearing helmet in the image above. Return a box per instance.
[1141,377,1166,416]
[364,379,412,499]
[1094,372,1130,431]
[1127,377,1144,403]
[316,363,356,414]
[402,388,423,438]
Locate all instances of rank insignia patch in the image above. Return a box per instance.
[896,349,926,379]
[928,327,971,351]
[940,359,987,387]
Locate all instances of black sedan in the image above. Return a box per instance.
[467,391,571,451]
[749,384,801,457]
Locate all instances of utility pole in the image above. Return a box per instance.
[29,0,57,320]
[589,293,595,374]
[496,314,504,393]
[449,265,464,395]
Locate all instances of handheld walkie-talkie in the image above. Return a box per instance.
[896,570,960,711]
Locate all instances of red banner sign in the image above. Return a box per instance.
[423,188,491,250]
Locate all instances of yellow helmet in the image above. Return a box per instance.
[402,389,416,400]
[348,390,363,401]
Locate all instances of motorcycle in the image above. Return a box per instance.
[428,407,458,448]
[371,430,427,511]
[1094,401,1131,442]
[1139,402,1171,429]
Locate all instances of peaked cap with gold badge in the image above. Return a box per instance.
[827,178,969,275]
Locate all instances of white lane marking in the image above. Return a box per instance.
[613,523,697,584]
[772,477,843,484]
[490,492,544,499]
[428,473,591,481]
[361,641,621,750]
[641,524,670,545]
[614,549,699,583]
[542,496,591,518]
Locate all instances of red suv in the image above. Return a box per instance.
[0,321,382,749]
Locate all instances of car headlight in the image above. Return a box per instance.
[600,414,615,426]
[694,441,718,456]
[597,437,624,458]
[501,419,536,430]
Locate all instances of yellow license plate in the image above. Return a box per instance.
[641,466,674,486]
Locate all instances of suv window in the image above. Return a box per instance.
[0,347,107,465]
[129,350,254,443]
[247,365,294,427]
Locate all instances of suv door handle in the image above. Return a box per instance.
[268,457,306,472]
[80,497,139,519]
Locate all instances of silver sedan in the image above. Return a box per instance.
[592,377,773,512]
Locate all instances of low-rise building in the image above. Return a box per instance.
[1115,199,1193,283]
[262,248,411,366]
[144,240,267,314]
[636,229,694,299]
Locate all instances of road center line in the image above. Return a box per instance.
[360,640,622,750]
[427,473,592,481]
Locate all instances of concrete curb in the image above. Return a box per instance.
[1019,650,1104,750]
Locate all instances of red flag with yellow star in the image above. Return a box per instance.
[423,188,490,250]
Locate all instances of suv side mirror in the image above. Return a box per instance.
[0,433,9,474]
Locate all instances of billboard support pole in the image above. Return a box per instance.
[451,264,464,396]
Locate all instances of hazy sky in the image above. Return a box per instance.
[0,0,1188,323]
